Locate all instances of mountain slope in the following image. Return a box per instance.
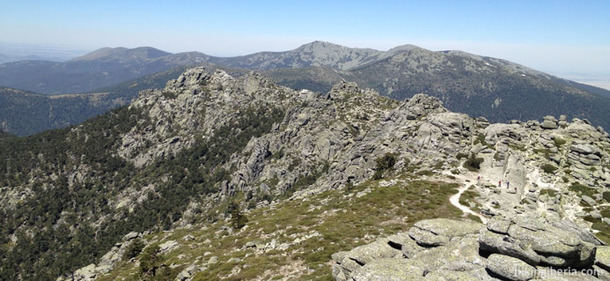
[1,67,609,281]
[0,47,211,94]
[212,41,386,70]
[350,47,610,129]
[0,67,187,136]
[264,46,610,129]
[72,46,171,62]
[0,87,133,136]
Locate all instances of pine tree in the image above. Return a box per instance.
[228,201,248,229]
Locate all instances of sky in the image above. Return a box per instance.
[1,0,609,82]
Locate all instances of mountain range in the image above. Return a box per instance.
[1,41,610,136]
[0,41,414,94]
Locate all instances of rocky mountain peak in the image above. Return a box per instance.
[404,93,445,111]
[388,93,448,121]
[296,40,342,50]
[386,43,425,54]
[295,40,378,53]
[165,66,209,86]
[329,81,364,99]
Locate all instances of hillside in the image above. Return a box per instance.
[1,67,608,281]
[72,47,170,61]
[0,87,127,136]
[0,47,211,94]
[0,67,187,136]
[349,48,610,129]
[264,46,610,129]
[211,41,403,70]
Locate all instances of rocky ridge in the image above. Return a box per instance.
[1,66,609,281]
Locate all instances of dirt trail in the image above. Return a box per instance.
[442,171,488,224]
[449,184,488,224]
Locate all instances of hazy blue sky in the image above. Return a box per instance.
[1,0,609,77]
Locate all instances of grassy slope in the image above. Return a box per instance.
[98,178,464,281]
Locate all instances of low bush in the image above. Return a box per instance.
[553,137,567,147]
[463,154,483,171]
[373,153,397,179]
[227,201,248,230]
[569,182,596,198]
[539,189,558,197]
[541,164,558,174]
[122,239,145,260]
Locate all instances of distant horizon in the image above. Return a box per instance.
[2,39,609,90]
[3,1,609,77]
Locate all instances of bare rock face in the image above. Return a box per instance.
[480,217,601,269]
[408,218,481,247]
[598,246,610,272]
[541,115,559,130]
[487,254,536,281]
[332,218,606,281]
[348,258,424,281]
[389,93,447,122]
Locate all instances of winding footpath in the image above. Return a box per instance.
[449,184,488,224]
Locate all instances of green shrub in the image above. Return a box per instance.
[345,182,354,192]
[376,153,397,171]
[601,207,610,218]
[534,148,551,159]
[493,152,502,161]
[372,170,384,180]
[433,162,444,170]
[161,91,177,99]
[474,134,493,149]
[541,164,558,174]
[463,154,484,171]
[373,153,397,179]
[294,173,319,189]
[539,189,558,197]
[122,239,145,260]
[569,183,596,198]
[288,158,301,172]
[456,153,469,160]
[271,148,284,160]
[416,170,434,176]
[228,201,248,230]
[553,137,567,147]
[139,245,161,276]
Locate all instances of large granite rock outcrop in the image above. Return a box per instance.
[332,218,605,281]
